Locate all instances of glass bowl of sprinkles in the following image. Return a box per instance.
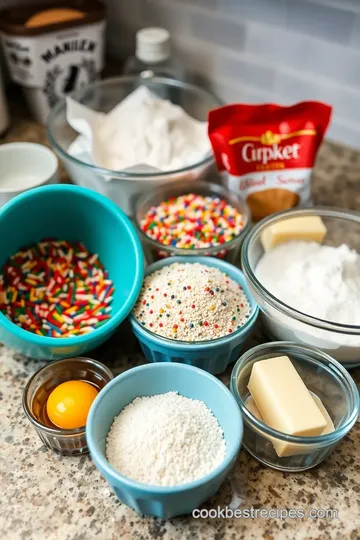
[135,182,251,264]
[0,184,144,360]
[129,256,259,375]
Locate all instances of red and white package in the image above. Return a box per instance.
[208,101,332,221]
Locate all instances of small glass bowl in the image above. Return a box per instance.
[23,357,113,456]
[135,181,251,264]
[230,341,359,472]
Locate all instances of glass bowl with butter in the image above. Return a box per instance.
[241,207,360,368]
[231,341,359,472]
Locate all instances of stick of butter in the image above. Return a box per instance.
[260,216,327,252]
[245,394,334,457]
[248,356,327,437]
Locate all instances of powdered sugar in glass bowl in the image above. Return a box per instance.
[241,207,360,368]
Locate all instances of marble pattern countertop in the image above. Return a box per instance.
[0,94,360,540]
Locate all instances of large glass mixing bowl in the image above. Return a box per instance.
[47,76,222,216]
[241,207,360,368]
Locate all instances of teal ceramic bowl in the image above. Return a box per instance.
[129,257,259,374]
[0,185,144,359]
[86,362,243,518]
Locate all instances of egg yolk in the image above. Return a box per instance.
[46,380,98,429]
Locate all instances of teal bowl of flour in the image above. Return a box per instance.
[0,184,144,359]
[129,256,259,374]
[86,362,243,519]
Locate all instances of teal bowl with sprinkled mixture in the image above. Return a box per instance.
[0,184,144,360]
[129,256,259,374]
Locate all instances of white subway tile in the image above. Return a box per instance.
[216,52,275,91]
[331,86,360,125]
[211,78,274,104]
[327,120,360,148]
[273,70,339,105]
[350,14,360,48]
[141,0,190,35]
[217,0,286,27]
[103,0,360,148]
[172,36,220,81]
[304,40,360,90]
[245,22,312,70]
[174,0,218,9]
[190,10,246,50]
[310,0,360,14]
[286,0,355,45]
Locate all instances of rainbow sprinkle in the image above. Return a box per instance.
[0,240,114,337]
[140,194,245,250]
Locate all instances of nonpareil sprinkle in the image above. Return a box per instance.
[133,262,251,341]
[140,193,245,249]
[0,239,114,337]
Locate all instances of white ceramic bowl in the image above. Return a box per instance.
[0,142,58,207]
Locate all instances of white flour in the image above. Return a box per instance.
[68,86,210,172]
[256,241,360,325]
[106,392,226,486]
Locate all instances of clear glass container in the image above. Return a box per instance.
[47,76,222,217]
[123,27,184,82]
[241,207,360,368]
[230,341,359,472]
[23,357,113,456]
[135,181,251,265]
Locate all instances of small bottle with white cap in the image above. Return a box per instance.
[124,27,183,80]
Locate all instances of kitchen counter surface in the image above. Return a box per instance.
[0,94,359,540]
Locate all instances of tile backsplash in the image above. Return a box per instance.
[105,0,360,148]
[0,0,359,147]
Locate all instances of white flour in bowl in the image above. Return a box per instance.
[106,392,226,486]
[255,241,360,359]
[67,86,210,172]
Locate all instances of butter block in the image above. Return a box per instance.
[260,216,327,252]
[248,356,327,437]
[245,394,334,457]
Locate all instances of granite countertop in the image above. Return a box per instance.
[0,93,360,540]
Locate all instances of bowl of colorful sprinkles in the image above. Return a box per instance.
[135,182,250,264]
[0,184,144,360]
[129,256,259,374]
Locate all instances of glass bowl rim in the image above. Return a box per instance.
[22,356,114,436]
[241,206,360,335]
[134,181,251,255]
[230,341,360,445]
[47,75,223,179]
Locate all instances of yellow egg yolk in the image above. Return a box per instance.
[46,380,98,430]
